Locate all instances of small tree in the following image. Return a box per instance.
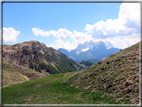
[38,66,42,73]
[29,62,34,69]
[34,64,38,71]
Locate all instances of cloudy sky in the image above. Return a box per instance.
[3,2,140,51]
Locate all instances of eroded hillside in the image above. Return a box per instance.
[66,42,140,104]
[3,58,46,87]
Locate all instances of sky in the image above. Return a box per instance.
[3,2,140,51]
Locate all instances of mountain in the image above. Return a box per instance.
[66,41,140,104]
[87,58,103,64]
[58,48,69,57]
[3,40,82,74]
[58,41,120,62]
[3,41,141,104]
[104,41,114,49]
[75,61,94,70]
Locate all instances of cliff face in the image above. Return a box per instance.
[3,40,81,74]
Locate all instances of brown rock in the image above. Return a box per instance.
[98,61,102,65]
[122,55,125,58]
[125,80,133,86]
[133,75,137,80]
[135,83,139,87]
[124,87,133,93]
[127,60,132,63]
[135,78,139,82]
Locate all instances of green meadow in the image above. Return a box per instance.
[3,71,115,104]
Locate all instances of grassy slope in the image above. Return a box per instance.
[3,70,116,104]
[66,42,140,104]
[3,58,46,87]
[2,42,140,104]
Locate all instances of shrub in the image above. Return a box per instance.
[29,62,34,69]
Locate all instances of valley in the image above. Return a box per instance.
[2,40,141,104]
[2,2,141,106]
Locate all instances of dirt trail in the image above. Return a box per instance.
[64,73,66,77]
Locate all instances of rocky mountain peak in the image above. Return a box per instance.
[104,41,114,49]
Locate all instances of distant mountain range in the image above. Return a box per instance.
[58,40,120,63]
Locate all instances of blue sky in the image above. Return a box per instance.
[3,2,140,51]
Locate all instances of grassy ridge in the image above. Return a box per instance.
[66,42,140,104]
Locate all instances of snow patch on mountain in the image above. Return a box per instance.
[104,41,114,49]
[76,51,81,55]
[81,47,90,52]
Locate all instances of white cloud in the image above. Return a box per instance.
[32,27,72,38]
[119,3,140,29]
[47,39,77,52]
[33,27,93,51]
[34,3,140,51]
[3,27,20,42]
[32,27,91,42]
[84,3,140,39]
[107,34,140,49]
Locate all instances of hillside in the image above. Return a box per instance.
[87,58,103,64]
[3,58,46,87]
[2,41,141,104]
[66,42,140,104]
[3,40,82,74]
[76,61,94,70]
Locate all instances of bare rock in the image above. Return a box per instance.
[127,60,132,63]
[125,80,133,86]
[98,61,102,65]
[124,87,133,93]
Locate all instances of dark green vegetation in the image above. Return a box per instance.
[87,58,103,64]
[3,41,82,75]
[2,41,140,104]
[80,61,94,66]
